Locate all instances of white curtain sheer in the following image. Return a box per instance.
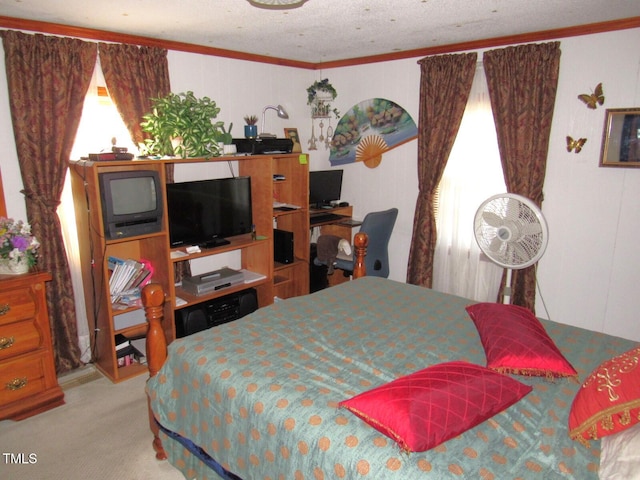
[58,64,101,364]
[61,59,140,363]
[432,64,506,302]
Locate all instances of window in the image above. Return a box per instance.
[61,60,138,362]
[70,64,138,159]
[432,64,506,302]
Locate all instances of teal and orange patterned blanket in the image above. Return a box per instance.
[147,277,637,479]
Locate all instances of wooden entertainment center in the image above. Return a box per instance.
[69,153,310,382]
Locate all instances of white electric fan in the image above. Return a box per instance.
[473,193,549,304]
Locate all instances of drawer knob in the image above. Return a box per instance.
[0,336,15,350]
[6,377,27,391]
[0,304,10,316]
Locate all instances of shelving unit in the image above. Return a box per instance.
[266,155,310,299]
[69,153,309,382]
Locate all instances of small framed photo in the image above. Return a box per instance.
[599,108,640,168]
[284,128,302,153]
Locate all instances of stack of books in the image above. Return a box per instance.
[108,257,154,305]
[115,334,146,367]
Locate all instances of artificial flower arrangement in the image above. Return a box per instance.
[0,216,40,270]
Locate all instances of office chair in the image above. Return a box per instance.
[315,207,398,278]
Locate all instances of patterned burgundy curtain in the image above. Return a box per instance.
[1,30,97,373]
[98,44,170,149]
[483,42,561,310]
[407,52,477,287]
[98,43,187,278]
[98,43,174,182]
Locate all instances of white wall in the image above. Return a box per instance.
[311,29,640,343]
[308,60,421,285]
[1,27,639,342]
[541,28,640,340]
[0,44,26,222]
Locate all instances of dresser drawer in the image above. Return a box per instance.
[0,319,41,361]
[0,286,37,327]
[0,352,46,406]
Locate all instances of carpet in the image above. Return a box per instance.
[0,367,184,480]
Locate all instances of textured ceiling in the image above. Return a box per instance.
[1,0,639,64]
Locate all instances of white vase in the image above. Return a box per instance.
[0,258,30,275]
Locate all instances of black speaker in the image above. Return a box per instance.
[175,306,208,338]
[274,228,294,264]
[175,288,258,338]
[238,289,259,316]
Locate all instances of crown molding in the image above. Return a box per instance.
[1,15,639,70]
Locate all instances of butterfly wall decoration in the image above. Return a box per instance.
[578,83,605,109]
[566,136,587,153]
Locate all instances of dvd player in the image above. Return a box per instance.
[182,267,244,296]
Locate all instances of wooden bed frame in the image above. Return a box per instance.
[142,232,369,460]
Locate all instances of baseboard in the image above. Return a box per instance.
[58,364,103,391]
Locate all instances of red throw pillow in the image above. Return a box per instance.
[338,361,532,452]
[569,345,640,447]
[466,303,578,379]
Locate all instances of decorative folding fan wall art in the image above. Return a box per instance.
[329,98,418,168]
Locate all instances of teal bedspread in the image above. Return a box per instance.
[147,277,637,479]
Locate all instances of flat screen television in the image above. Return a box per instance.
[99,170,163,240]
[166,176,253,248]
[309,169,343,208]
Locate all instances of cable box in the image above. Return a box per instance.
[182,267,244,296]
[88,152,135,161]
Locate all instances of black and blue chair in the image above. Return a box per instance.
[315,207,398,278]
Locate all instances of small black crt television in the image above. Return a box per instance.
[99,170,163,240]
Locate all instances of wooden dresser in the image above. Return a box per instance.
[0,271,64,420]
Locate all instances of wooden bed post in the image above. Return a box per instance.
[142,283,168,460]
[352,232,368,279]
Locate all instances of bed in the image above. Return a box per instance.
[143,239,639,479]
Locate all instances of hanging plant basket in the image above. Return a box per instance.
[314,90,334,102]
[306,79,340,119]
[311,100,331,118]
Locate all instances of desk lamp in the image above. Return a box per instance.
[259,104,288,138]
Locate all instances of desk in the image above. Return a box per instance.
[310,206,361,237]
[309,206,361,288]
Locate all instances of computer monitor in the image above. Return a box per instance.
[309,169,343,208]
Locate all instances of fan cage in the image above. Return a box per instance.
[474,194,548,269]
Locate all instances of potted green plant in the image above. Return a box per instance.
[243,115,258,139]
[220,123,233,145]
[140,91,230,158]
[306,78,340,118]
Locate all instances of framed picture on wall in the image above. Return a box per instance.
[284,128,302,153]
[599,107,640,168]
